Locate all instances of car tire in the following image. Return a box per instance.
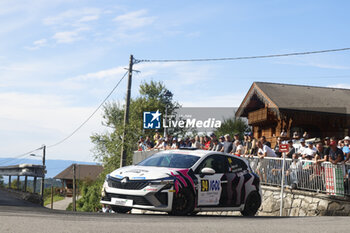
[169,188,195,216]
[111,205,132,214]
[241,191,261,216]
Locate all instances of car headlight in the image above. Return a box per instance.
[149,179,174,186]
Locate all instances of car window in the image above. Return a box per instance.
[195,154,229,173]
[227,156,248,173]
[137,152,200,168]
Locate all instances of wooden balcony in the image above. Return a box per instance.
[248,108,268,125]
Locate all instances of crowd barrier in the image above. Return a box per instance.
[245,156,350,197]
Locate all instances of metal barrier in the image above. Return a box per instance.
[245,156,350,197]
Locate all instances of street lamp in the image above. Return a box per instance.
[30,145,46,205]
[163,90,173,137]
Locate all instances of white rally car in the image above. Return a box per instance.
[101,149,261,216]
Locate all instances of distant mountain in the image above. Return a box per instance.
[0,158,100,178]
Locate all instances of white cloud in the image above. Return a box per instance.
[43,8,102,26]
[25,38,48,50]
[0,92,103,161]
[52,27,89,43]
[114,9,156,30]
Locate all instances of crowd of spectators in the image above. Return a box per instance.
[138,131,350,165]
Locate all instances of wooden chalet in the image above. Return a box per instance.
[236,82,350,146]
[54,164,103,196]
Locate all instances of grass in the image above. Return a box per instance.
[44,195,65,206]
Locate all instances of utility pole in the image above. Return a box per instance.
[41,145,46,205]
[72,164,76,211]
[120,54,134,168]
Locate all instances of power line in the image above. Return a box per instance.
[0,147,43,166]
[47,71,129,149]
[136,47,350,63]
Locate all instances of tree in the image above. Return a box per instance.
[214,117,250,139]
[0,175,4,187]
[75,81,180,212]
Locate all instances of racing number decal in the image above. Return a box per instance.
[201,180,209,192]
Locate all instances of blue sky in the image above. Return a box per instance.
[1,0,350,162]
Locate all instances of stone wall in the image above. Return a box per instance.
[259,185,350,216]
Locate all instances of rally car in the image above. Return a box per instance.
[100,149,261,216]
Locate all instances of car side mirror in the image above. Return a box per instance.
[200,167,215,178]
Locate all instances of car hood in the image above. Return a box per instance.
[109,165,185,180]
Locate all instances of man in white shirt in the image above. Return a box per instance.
[257,141,277,158]
[303,141,316,159]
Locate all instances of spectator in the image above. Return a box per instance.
[145,136,154,149]
[302,141,316,159]
[178,138,186,148]
[295,138,307,156]
[153,131,161,144]
[273,137,283,157]
[315,142,327,164]
[220,134,233,153]
[138,136,147,151]
[260,136,271,148]
[184,137,192,147]
[199,136,205,149]
[204,136,211,150]
[233,140,244,156]
[171,138,178,149]
[211,139,223,152]
[280,129,287,137]
[286,140,296,159]
[219,136,225,145]
[293,131,300,141]
[338,140,344,149]
[303,131,310,139]
[209,133,216,150]
[192,135,201,149]
[342,136,350,162]
[323,137,330,150]
[286,153,302,189]
[327,141,344,165]
[244,132,258,156]
[243,134,249,147]
[257,141,277,158]
[233,133,241,145]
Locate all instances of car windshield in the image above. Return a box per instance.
[138,152,200,168]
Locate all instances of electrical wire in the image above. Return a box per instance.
[0,147,44,166]
[136,47,350,63]
[47,71,129,149]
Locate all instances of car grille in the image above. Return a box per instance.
[104,193,152,206]
[108,178,149,190]
[155,192,168,206]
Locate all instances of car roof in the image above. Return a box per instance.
[157,149,238,158]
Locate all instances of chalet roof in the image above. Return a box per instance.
[236,82,350,117]
[54,164,103,181]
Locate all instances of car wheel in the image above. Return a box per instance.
[241,191,261,216]
[111,206,132,214]
[170,188,195,216]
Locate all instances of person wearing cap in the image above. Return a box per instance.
[302,141,316,159]
[177,138,186,148]
[220,134,233,153]
[219,136,225,145]
[144,136,154,149]
[326,140,344,165]
[323,137,330,150]
[171,137,178,149]
[295,138,307,156]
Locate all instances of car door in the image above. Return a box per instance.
[225,155,250,207]
[194,154,229,207]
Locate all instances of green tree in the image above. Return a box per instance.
[74,81,180,212]
[214,117,250,139]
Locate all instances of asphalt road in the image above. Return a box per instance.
[0,189,349,233]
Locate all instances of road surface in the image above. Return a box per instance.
[0,189,349,233]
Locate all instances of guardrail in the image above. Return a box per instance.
[245,156,350,197]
